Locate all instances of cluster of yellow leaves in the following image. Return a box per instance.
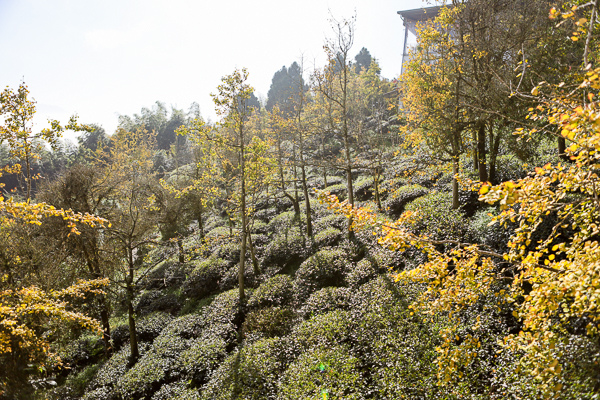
[0,278,108,366]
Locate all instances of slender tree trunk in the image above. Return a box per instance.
[374,168,382,211]
[99,296,111,357]
[477,122,488,182]
[25,153,32,201]
[489,129,501,184]
[321,136,328,188]
[197,200,205,240]
[472,129,478,171]
[247,231,259,275]
[452,157,460,210]
[126,257,138,363]
[558,136,567,161]
[300,163,313,238]
[177,238,185,263]
[238,134,247,303]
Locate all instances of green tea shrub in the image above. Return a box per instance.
[347,277,439,399]
[87,343,149,394]
[115,332,189,400]
[405,191,467,241]
[110,312,172,352]
[299,287,351,319]
[247,275,294,310]
[293,310,354,351]
[469,208,511,251]
[144,259,185,289]
[60,334,105,370]
[242,307,296,339]
[135,290,181,316]
[293,248,349,300]
[201,338,286,400]
[278,346,363,400]
[181,257,228,299]
[313,227,342,247]
[178,336,227,386]
[205,226,231,241]
[324,183,347,200]
[211,241,241,267]
[151,381,201,400]
[313,213,347,232]
[354,176,375,201]
[267,210,306,234]
[345,259,378,288]
[50,363,102,399]
[262,227,305,269]
[384,184,428,217]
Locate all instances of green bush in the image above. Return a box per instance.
[347,277,440,399]
[115,332,189,400]
[247,275,294,310]
[345,259,378,288]
[313,213,347,232]
[151,381,201,400]
[201,338,287,400]
[299,287,351,319]
[87,343,150,393]
[262,227,305,269]
[81,386,116,400]
[52,363,102,399]
[135,290,182,316]
[253,207,277,222]
[267,210,306,234]
[405,190,468,241]
[353,176,374,201]
[60,334,105,370]
[161,313,205,339]
[384,184,428,216]
[242,307,296,339]
[324,183,347,200]
[278,346,363,400]
[110,312,173,352]
[313,227,342,247]
[200,288,251,345]
[469,208,511,251]
[211,241,241,267]
[250,220,269,235]
[181,257,228,299]
[293,310,354,351]
[220,259,260,292]
[136,312,175,343]
[178,336,227,386]
[144,259,186,289]
[293,248,349,300]
[205,225,231,239]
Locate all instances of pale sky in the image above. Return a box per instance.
[0,0,429,139]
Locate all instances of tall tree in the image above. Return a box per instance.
[313,15,359,234]
[353,47,373,73]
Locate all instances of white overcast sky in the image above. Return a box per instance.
[0,0,430,139]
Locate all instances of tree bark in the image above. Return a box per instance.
[126,269,138,363]
[452,157,460,210]
[558,136,567,161]
[488,128,501,184]
[247,231,260,275]
[477,122,488,182]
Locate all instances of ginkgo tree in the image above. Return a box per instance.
[319,1,600,396]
